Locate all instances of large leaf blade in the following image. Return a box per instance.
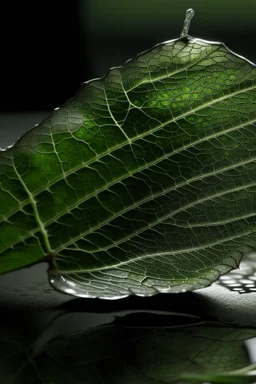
[1,37,256,297]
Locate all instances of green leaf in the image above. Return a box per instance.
[1,36,256,297]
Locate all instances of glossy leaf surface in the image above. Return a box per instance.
[1,36,256,297]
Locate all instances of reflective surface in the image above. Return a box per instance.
[218,254,256,294]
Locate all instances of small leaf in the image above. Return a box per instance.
[1,34,256,298]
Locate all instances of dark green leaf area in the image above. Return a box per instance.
[1,37,256,296]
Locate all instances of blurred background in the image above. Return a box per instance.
[1,0,256,308]
[1,0,256,114]
[1,0,256,146]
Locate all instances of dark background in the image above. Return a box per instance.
[1,0,256,112]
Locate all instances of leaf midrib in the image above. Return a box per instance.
[11,157,51,254]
